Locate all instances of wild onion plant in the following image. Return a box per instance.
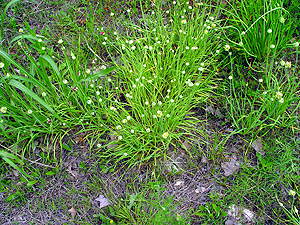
[92,1,221,169]
[222,0,295,62]
[226,42,300,136]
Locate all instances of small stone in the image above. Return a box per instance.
[225,219,236,225]
[243,209,255,221]
[175,180,184,186]
[200,187,207,193]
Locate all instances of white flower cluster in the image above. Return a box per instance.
[0,107,7,113]
[275,91,284,103]
[280,60,292,68]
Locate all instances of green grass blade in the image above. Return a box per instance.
[9,34,47,46]
[1,0,21,42]
[2,157,29,179]
[0,49,46,88]
[40,55,62,81]
[75,66,116,85]
[0,150,23,164]
[8,79,61,120]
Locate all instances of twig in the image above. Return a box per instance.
[83,36,106,64]
[31,0,44,14]
[29,6,57,15]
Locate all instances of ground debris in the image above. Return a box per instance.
[221,157,241,176]
[251,137,264,155]
[226,204,256,224]
[95,195,111,208]
[68,207,76,221]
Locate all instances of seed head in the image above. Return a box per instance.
[224,44,230,51]
[162,132,169,139]
[280,60,286,66]
[285,61,291,68]
[0,107,7,113]
[289,190,296,196]
[279,17,285,23]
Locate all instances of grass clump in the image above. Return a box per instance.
[222,0,297,62]
[95,1,221,169]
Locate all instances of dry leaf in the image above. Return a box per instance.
[13,170,19,177]
[252,137,264,155]
[205,106,215,114]
[68,207,76,221]
[107,134,118,149]
[182,140,192,150]
[201,156,208,164]
[40,145,53,152]
[74,132,85,144]
[225,219,236,225]
[227,204,255,223]
[215,108,225,119]
[227,204,240,218]
[95,195,111,208]
[66,164,79,178]
[221,160,240,176]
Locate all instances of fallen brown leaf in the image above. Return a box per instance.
[68,207,76,221]
[221,159,240,176]
[74,132,85,144]
[252,137,264,155]
[95,195,111,208]
[182,140,192,150]
[107,134,118,149]
[66,164,79,179]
